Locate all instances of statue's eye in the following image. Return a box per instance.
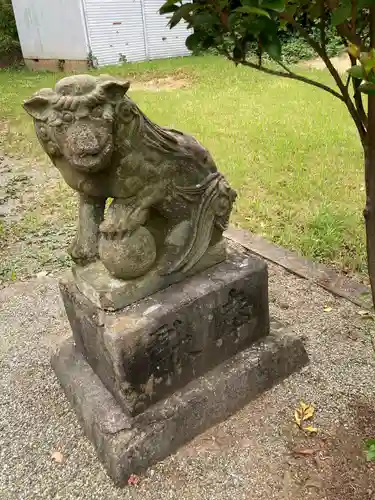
[38,126,49,141]
[92,106,103,118]
[63,112,73,122]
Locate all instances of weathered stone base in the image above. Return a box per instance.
[61,249,270,415]
[73,239,227,311]
[24,58,88,72]
[51,321,308,486]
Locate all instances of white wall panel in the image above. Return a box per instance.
[12,0,88,59]
[83,0,146,65]
[12,0,191,65]
[143,0,191,60]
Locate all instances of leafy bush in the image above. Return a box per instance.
[0,0,20,56]
[280,25,344,64]
[191,19,343,64]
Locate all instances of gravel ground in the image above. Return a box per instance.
[1,263,375,500]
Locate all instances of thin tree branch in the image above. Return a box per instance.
[349,53,368,129]
[326,0,366,49]
[345,72,351,89]
[320,0,326,48]
[282,13,367,145]
[336,23,366,49]
[274,58,293,75]
[348,0,367,128]
[225,54,345,101]
[352,0,357,35]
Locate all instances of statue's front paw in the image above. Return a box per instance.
[99,207,149,238]
[99,219,117,237]
[68,236,98,265]
[126,207,148,232]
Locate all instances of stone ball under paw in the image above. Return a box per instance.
[99,226,157,280]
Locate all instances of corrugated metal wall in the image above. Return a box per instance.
[83,0,191,66]
[12,0,88,60]
[12,0,191,65]
[143,0,191,60]
[83,0,146,65]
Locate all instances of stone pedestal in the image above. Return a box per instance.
[61,250,269,416]
[52,246,308,485]
[25,74,308,486]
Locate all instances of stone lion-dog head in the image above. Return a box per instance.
[23,74,130,173]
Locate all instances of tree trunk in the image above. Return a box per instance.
[365,5,375,310]
[364,130,375,309]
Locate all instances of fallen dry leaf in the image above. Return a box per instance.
[292,447,316,456]
[294,401,318,434]
[127,474,140,486]
[357,310,374,319]
[300,401,309,411]
[294,409,302,427]
[51,451,64,464]
[303,406,315,420]
[304,425,318,434]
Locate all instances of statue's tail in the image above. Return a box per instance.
[161,173,236,275]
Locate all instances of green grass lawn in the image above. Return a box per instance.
[0,55,367,280]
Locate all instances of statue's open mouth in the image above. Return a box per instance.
[72,141,113,172]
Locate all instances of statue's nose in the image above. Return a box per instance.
[67,123,101,156]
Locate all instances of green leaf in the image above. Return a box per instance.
[308,2,322,20]
[160,4,178,15]
[185,32,202,51]
[360,53,375,75]
[159,0,178,15]
[241,14,276,36]
[241,0,259,5]
[201,36,215,50]
[160,0,178,6]
[358,0,375,7]
[367,448,375,462]
[347,65,365,80]
[192,12,220,29]
[235,6,271,18]
[280,2,297,26]
[359,81,375,95]
[365,440,375,461]
[260,32,282,60]
[331,3,351,26]
[265,40,282,60]
[261,0,286,12]
[168,4,195,28]
[285,2,298,15]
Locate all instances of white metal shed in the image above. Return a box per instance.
[12,0,191,71]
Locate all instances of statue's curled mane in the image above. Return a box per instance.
[115,97,191,158]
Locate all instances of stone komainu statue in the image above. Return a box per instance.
[24,75,237,280]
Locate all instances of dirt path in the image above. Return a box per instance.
[301,53,351,74]
[1,261,375,499]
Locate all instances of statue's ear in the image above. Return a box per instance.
[100,80,130,103]
[23,95,51,121]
